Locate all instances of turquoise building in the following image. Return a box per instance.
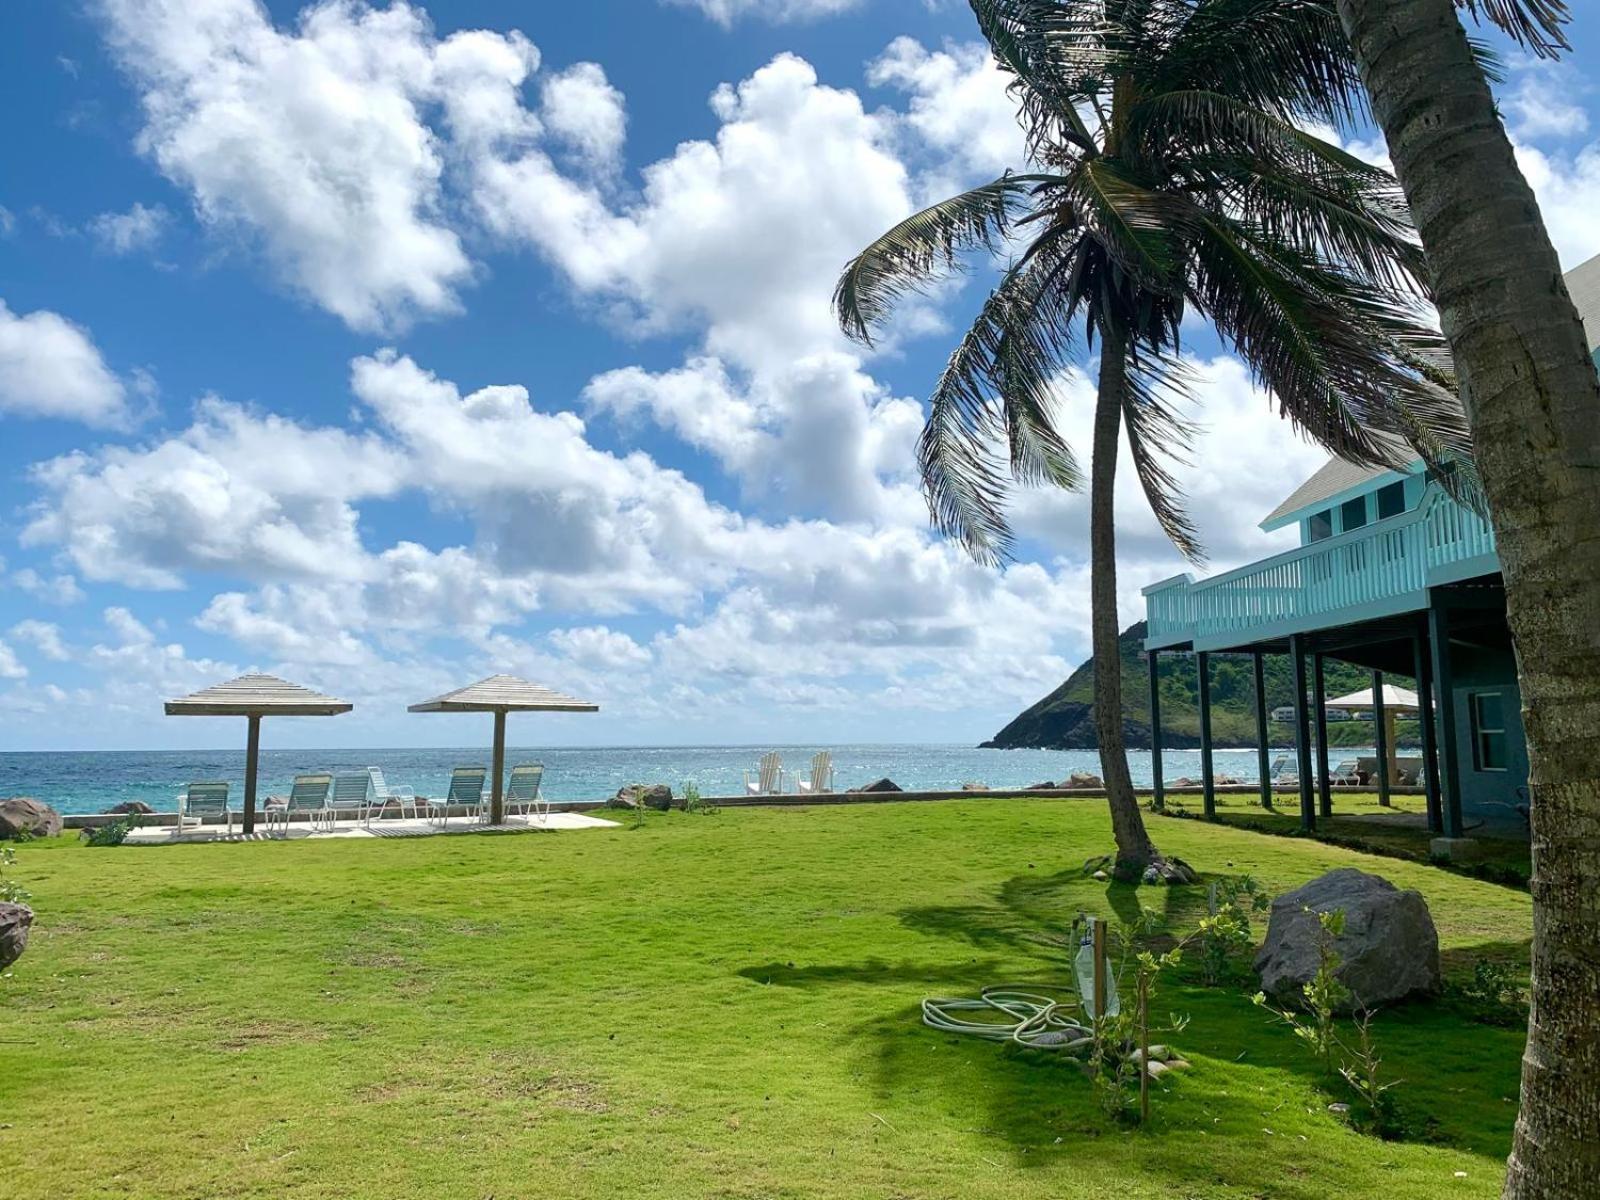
[1141,253,1600,845]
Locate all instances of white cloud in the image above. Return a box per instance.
[23,395,406,587]
[549,625,651,668]
[664,0,861,26]
[1515,141,1600,269]
[867,38,1022,190]
[0,299,133,427]
[9,621,69,662]
[10,569,86,606]
[541,62,627,175]
[0,641,26,680]
[101,0,476,332]
[87,201,170,255]
[1504,61,1590,142]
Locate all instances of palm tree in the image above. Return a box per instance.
[1330,3,1600,1196]
[835,0,1469,881]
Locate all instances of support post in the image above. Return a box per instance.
[1413,621,1443,834]
[1253,651,1272,809]
[243,713,261,836]
[491,708,507,825]
[1289,634,1315,831]
[1313,653,1332,820]
[1372,670,1392,808]
[1197,650,1215,819]
[1428,603,1465,838]
[1147,650,1164,812]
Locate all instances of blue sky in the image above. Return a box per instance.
[1,0,1597,752]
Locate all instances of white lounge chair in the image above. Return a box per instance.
[1328,759,1362,787]
[177,781,232,833]
[425,766,486,828]
[265,773,334,833]
[745,752,784,796]
[795,751,835,795]
[366,767,419,822]
[504,763,547,819]
[327,773,374,826]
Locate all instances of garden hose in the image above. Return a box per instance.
[921,986,1094,1051]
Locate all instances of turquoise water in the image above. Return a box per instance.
[0,744,1318,815]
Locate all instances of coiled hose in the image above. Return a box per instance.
[921,986,1094,1051]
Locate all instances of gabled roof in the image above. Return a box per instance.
[165,673,352,717]
[1263,252,1600,531]
[408,673,599,714]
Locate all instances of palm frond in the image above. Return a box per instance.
[919,237,1083,563]
[833,175,1051,346]
[1159,0,1364,128]
[1456,0,1570,58]
[1123,351,1205,562]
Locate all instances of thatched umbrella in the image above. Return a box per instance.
[1325,683,1420,792]
[407,675,598,824]
[165,674,352,834]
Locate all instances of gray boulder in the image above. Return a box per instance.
[0,798,61,841]
[610,784,674,811]
[0,902,32,969]
[104,800,155,816]
[852,778,903,793]
[1067,772,1104,788]
[1255,868,1441,1012]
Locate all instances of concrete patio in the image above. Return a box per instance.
[123,811,620,844]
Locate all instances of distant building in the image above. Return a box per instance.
[1140,253,1600,845]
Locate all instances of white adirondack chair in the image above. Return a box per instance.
[795,751,835,795]
[744,751,784,795]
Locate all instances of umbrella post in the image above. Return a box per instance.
[244,713,261,835]
[491,709,506,825]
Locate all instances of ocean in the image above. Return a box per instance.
[0,743,1361,816]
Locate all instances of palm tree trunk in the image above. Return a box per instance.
[1335,3,1600,1196]
[1092,325,1161,879]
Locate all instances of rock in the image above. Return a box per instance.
[961,781,989,792]
[640,785,673,811]
[1067,772,1104,789]
[1254,868,1441,1012]
[0,902,32,969]
[606,788,639,810]
[103,801,155,816]
[0,799,61,841]
[852,778,902,793]
[1214,774,1244,786]
[1142,866,1161,885]
[1024,781,1057,791]
[611,784,675,811]
[1092,870,1109,882]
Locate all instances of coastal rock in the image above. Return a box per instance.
[1255,868,1441,1012]
[0,902,32,969]
[961,781,989,792]
[611,784,674,811]
[1067,772,1104,789]
[0,799,61,841]
[852,778,903,794]
[103,801,155,816]
[1025,781,1057,791]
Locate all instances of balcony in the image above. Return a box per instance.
[1143,487,1498,652]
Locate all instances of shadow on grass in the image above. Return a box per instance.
[739,865,1525,1170]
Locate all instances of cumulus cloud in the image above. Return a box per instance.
[0,641,27,680]
[1516,141,1600,269]
[1504,60,1591,142]
[9,620,70,662]
[87,201,170,255]
[0,299,134,427]
[663,0,861,26]
[549,625,652,668]
[10,569,85,606]
[541,62,627,175]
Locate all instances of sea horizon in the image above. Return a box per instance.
[1,742,1359,816]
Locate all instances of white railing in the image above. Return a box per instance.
[1144,487,1497,647]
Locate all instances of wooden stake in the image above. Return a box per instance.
[1139,973,1151,1124]
[1092,919,1107,1020]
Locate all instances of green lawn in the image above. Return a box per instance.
[1,799,1531,1199]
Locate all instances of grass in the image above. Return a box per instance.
[1,799,1531,1199]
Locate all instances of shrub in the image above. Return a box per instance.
[1455,958,1527,1027]
[0,846,29,905]
[1193,875,1269,986]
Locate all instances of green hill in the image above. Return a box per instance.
[983,620,1419,750]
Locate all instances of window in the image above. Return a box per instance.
[1341,496,1368,532]
[1376,481,1406,520]
[1472,692,1509,771]
[1308,510,1333,542]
